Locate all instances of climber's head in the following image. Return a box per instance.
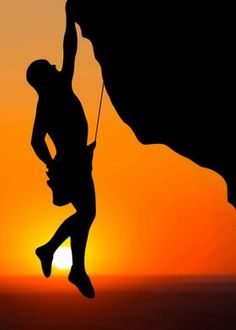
[26,59,58,92]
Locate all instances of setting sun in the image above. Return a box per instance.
[52,247,72,270]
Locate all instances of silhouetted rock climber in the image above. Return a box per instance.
[26,1,96,298]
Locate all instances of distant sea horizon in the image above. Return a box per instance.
[1,275,236,329]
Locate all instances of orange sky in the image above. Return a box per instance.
[0,1,236,277]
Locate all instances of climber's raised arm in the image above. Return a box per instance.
[61,0,77,85]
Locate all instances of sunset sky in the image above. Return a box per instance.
[1,0,236,278]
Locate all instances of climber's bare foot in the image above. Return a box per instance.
[35,245,53,278]
[68,267,95,298]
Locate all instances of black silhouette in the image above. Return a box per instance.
[27,1,96,298]
[70,1,235,207]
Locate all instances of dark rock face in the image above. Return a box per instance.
[72,1,235,206]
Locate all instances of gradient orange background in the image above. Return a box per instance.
[0,0,236,278]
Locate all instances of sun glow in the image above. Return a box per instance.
[52,247,72,270]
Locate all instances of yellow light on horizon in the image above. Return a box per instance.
[52,247,72,270]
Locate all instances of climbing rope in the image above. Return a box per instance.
[94,82,105,142]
